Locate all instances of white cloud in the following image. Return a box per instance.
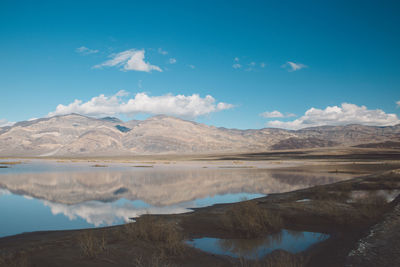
[233,58,265,71]
[262,111,285,119]
[188,64,195,69]
[282,61,307,72]
[158,48,168,55]
[267,103,400,130]
[397,100,400,107]
[232,63,242,69]
[0,119,14,127]
[76,46,99,55]
[48,91,233,118]
[169,58,177,64]
[260,111,296,118]
[94,49,162,72]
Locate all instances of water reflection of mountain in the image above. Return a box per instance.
[0,166,352,229]
[0,168,346,206]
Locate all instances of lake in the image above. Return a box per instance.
[0,160,350,238]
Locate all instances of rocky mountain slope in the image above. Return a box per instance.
[0,114,399,156]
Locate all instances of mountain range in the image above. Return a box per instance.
[0,113,399,156]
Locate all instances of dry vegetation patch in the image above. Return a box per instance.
[222,201,283,238]
[124,216,185,256]
[351,191,389,219]
[132,252,178,267]
[0,251,29,267]
[237,250,307,267]
[78,231,107,258]
[311,183,352,202]
[298,183,391,225]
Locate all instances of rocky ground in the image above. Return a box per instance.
[346,187,400,267]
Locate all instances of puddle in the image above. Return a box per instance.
[186,230,329,259]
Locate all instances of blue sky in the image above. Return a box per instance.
[1,0,399,129]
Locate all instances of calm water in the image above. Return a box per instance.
[0,160,347,237]
[186,230,329,259]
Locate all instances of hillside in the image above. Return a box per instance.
[0,114,399,156]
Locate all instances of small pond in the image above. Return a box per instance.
[186,230,329,259]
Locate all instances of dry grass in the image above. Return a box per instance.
[0,251,29,267]
[124,216,185,256]
[307,187,389,225]
[78,231,107,258]
[311,184,351,202]
[132,253,178,267]
[264,251,307,267]
[352,191,388,219]
[361,191,388,206]
[237,250,307,267]
[222,201,283,238]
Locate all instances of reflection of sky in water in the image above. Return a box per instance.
[0,189,264,237]
[0,192,90,237]
[187,230,329,259]
[0,161,347,238]
[192,193,264,207]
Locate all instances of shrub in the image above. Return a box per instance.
[353,191,388,219]
[78,231,107,258]
[125,216,185,256]
[222,201,283,238]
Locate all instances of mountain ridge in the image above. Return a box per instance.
[0,114,399,156]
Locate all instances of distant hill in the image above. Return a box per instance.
[353,141,400,149]
[0,114,399,156]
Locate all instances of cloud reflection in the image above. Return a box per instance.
[43,199,189,226]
